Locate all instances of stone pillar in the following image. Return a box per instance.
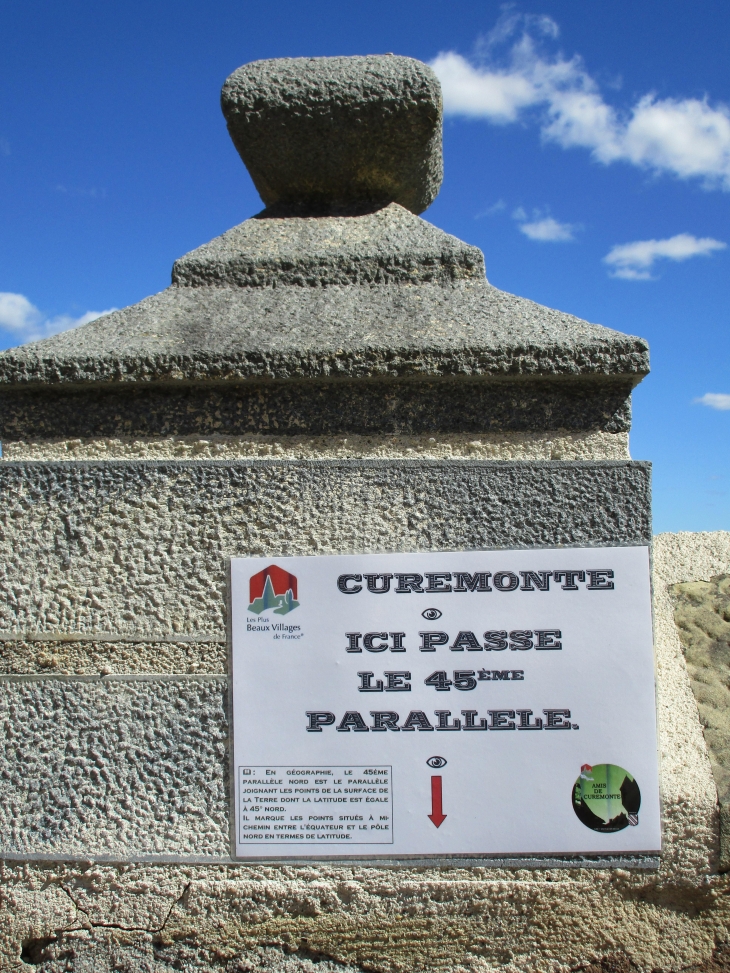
[0,54,723,973]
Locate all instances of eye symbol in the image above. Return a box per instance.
[427,756,447,769]
[422,608,442,620]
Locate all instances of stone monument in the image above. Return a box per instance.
[0,53,726,973]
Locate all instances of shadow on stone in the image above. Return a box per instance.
[20,936,59,966]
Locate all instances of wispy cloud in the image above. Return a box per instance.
[55,184,107,199]
[695,393,730,411]
[0,292,116,344]
[512,206,578,241]
[475,199,507,218]
[431,12,730,190]
[603,234,726,280]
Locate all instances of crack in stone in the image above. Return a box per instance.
[55,881,192,936]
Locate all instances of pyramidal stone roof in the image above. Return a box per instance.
[0,54,648,441]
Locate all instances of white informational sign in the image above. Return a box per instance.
[230,546,660,859]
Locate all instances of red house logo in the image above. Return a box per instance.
[248,565,299,616]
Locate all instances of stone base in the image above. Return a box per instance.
[0,531,729,971]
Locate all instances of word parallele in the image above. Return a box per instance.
[306,709,576,732]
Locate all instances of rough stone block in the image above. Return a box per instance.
[170,204,484,288]
[220,56,443,215]
[0,676,228,859]
[0,377,637,440]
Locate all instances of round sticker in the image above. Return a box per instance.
[572,763,641,833]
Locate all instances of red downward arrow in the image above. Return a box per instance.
[428,775,446,828]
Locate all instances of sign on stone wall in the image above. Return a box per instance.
[230,547,659,859]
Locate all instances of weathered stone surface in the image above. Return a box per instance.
[0,638,225,675]
[171,205,483,287]
[0,258,648,438]
[0,282,649,389]
[0,377,636,440]
[0,147,648,444]
[653,531,730,875]
[0,676,228,859]
[673,574,730,802]
[5,874,730,973]
[221,57,443,215]
[672,572,730,869]
[2,429,631,463]
[21,940,365,973]
[0,460,650,640]
[18,938,730,973]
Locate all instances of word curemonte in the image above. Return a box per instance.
[305,709,575,732]
[337,570,614,594]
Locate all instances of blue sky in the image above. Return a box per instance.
[0,0,728,533]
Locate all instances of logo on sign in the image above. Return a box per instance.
[248,565,300,616]
[572,763,641,833]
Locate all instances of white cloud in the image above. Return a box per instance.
[0,292,116,344]
[511,205,578,241]
[518,216,576,241]
[431,50,539,123]
[695,393,730,411]
[603,234,726,280]
[431,15,730,190]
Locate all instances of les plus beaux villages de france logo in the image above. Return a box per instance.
[247,565,300,616]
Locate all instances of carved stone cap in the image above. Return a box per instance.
[171,204,484,288]
[221,55,443,215]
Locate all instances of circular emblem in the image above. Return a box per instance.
[422,608,443,620]
[572,763,641,833]
[427,756,447,769]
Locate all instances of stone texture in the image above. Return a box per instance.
[1,429,631,462]
[0,50,680,973]
[0,460,650,640]
[220,57,443,215]
[0,282,649,389]
[653,532,730,876]
[0,676,228,859]
[0,377,636,440]
[171,205,483,288]
[20,940,365,973]
[4,868,730,973]
[0,187,648,446]
[0,535,728,972]
[673,575,730,802]
[0,638,225,675]
[0,671,657,863]
[672,572,730,870]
